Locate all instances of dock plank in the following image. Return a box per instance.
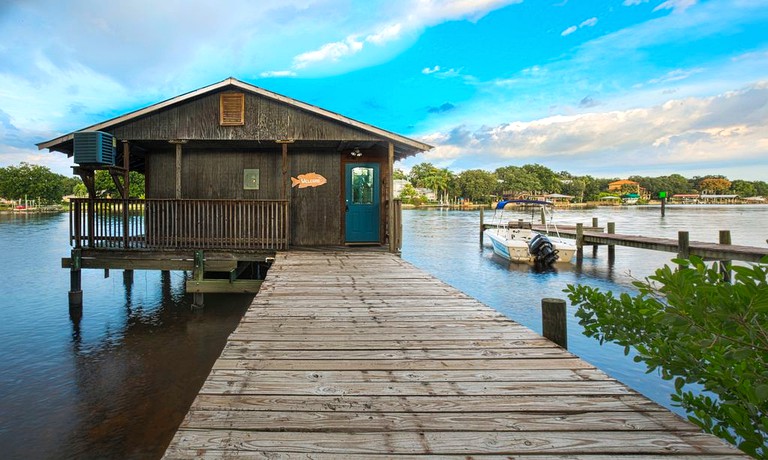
[163,251,746,458]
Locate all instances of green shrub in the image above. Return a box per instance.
[566,257,768,458]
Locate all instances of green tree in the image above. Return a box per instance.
[522,164,562,193]
[456,169,497,202]
[566,258,768,457]
[93,170,145,198]
[408,163,441,187]
[731,180,756,198]
[0,162,77,203]
[495,166,541,196]
[561,178,586,202]
[393,168,407,180]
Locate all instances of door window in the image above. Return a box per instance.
[351,167,374,205]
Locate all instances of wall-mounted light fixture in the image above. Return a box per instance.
[350,147,362,157]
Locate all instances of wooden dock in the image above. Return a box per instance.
[164,251,745,458]
[535,225,768,262]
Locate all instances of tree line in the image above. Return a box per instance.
[0,162,145,205]
[398,162,768,203]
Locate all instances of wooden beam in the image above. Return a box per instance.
[169,140,187,199]
[61,257,237,272]
[185,279,263,294]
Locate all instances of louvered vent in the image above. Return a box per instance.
[73,131,116,165]
[220,92,245,126]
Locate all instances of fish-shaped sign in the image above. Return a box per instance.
[291,172,327,189]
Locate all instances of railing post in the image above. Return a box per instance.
[542,298,567,349]
[87,198,95,248]
[73,200,82,249]
[719,230,732,283]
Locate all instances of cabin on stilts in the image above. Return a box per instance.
[37,77,432,306]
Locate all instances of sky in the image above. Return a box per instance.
[0,0,767,180]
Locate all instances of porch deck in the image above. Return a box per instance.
[163,251,744,458]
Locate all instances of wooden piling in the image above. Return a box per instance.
[590,218,599,256]
[575,223,584,261]
[607,222,616,262]
[479,207,484,246]
[69,248,83,307]
[678,231,690,260]
[192,250,205,309]
[123,269,134,286]
[719,230,732,283]
[541,298,567,349]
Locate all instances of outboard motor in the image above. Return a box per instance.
[528,234,559,266]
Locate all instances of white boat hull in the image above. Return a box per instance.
[485,229,576,264]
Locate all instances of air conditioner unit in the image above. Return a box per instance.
[73,131,116,166]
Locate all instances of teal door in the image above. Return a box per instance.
[345,163,380,242]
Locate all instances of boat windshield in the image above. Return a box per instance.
[495,199,553,209]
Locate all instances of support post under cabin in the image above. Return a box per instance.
[69,248,83,308]
[192,250,205,309]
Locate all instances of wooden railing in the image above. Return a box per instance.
[70,199,289,250]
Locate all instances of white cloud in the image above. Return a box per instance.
[653,0,698,13]
[288,0,523,70]
[293,36,365,69]
[422,65,442,74]
[366,23,404,45]
[259,70,298,78]
[562,17,598,37]
[414,82,768,178]
[623,0,648,6]
[647,68,703,85]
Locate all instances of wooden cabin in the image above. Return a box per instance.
[37,77,431,303]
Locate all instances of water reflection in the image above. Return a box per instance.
[0,213,251,459]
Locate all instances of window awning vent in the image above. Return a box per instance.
[220,92,245,126]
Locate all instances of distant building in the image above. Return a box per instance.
[607,179,649,200]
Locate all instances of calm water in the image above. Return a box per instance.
[0,212,252,459]
[0,205,766,458]
[401,204,768,417]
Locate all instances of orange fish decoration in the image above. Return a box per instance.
[291,172,327,189]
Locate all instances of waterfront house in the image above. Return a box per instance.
[607,179,650,200]
[37,77,431,301]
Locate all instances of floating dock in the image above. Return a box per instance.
[163,251,745,458]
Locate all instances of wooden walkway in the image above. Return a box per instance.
[536,226,768,262]
[164,251,745,458]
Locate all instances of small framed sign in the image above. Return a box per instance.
[244,169,260,190]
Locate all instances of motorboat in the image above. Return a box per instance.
[484,199,577,265]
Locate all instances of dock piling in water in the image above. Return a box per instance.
[541,298,567,349]
[719,230,732,282]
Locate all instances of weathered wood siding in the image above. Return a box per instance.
[110,91,380,142]
[290,150,341,246]
[145,150,175,198]
[145,149,282,200]
[181,149,281,200]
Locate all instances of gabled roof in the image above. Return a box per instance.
[37,77,432,155]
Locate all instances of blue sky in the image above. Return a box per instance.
[1,0,767,180]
